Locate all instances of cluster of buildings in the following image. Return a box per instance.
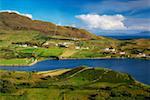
[75,46,89,50]
[17,44,38,48]
[43,41,89,50]
[15,41,90,50]
[43,42,73,48]
[104,47,149,58]
[104,48,126,55]
[136,53,147,57]
[14,42,149,59]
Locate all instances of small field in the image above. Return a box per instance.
[0,58,34,66]
[60,49,77,58]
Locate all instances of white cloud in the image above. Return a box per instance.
[75,14,127,30]
[0,10,32,19]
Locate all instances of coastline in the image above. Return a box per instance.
[0,56,149,67]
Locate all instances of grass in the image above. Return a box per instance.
[0,88,62,100]
[18,47,64,57]
[18,48,36,54]
[60,49,77,58]
[0,47,64,66]
[0,58,34,66]
[34,47,64,57]
[0,30,45,47]
[71,50,107,58]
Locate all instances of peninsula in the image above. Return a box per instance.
[0,66,150,99]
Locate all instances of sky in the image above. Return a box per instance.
[0,0,150,35]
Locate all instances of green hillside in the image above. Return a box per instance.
[0,67,149,100]
[0,12,97,39]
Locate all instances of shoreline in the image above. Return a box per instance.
[0,66,149,86]
[0,59,38,67]
[0,57,149,67]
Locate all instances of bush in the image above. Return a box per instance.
[0,79,16,93]
[34,81,49,88]
[17,82,34,88]
[110,90,122,97]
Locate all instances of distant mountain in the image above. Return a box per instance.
[101,31,150,37]
[103,35,150,40]
[0,12,97,39]
[100,31,150,39]
[136,31,150,36]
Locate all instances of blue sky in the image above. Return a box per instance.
[0,0,150,35]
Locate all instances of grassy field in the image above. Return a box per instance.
[0,58,34,66]
[0,30,45,47]
[35,48,64,57]
[0,66,150,100]
[71,50,107,58]
[60,49,77,58]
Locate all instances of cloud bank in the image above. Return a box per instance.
[76,14,126,30]
[0,10,32,19]
[76,14,150,31]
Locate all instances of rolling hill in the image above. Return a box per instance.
[0,12,97,39]
[0,66,150,100]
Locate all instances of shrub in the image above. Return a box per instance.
[0,79,16,93]
[17,82,34,88]
[34,81,49,88]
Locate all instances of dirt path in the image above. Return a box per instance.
[68,67,92,78]
[37,69,70,77]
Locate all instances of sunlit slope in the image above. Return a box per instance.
[0,12,97,39]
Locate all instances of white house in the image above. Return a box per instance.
[20,44,28,47]
[75,46,80,50]
[104,48,116,52]
[104,48,110,51]
[119,52,126,55]
[33,46,38,48]
[137,53,146,57]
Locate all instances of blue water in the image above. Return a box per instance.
[104,36,150,40]
[0,59,150,85]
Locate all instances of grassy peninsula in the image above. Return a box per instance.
[0,66,150,100]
